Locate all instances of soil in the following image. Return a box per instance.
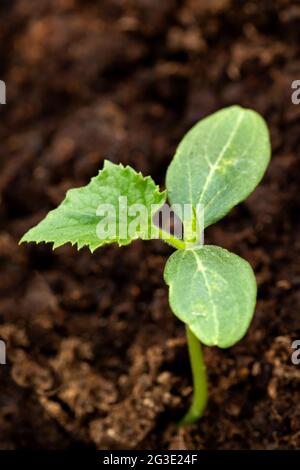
[1,0,300,450]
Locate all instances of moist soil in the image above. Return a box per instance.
[1,0,300,450]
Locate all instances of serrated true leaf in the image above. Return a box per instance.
[166,106,271,229]
[164,245,257,348]
[20,161,166,252]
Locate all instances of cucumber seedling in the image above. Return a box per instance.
[21,106,271,424]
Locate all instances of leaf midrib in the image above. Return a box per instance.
[198,109,245,205]
[191,249,219,344]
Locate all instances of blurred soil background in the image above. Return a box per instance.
[1,0,300,449]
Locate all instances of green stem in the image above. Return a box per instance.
[158,227,186,250]
[180,326,208,425]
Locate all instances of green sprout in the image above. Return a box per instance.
[21,106,271,424]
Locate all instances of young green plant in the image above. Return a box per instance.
[21,106,271,424]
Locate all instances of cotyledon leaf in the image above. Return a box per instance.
[20,160,166,252]
[166,106,271,229]
[164,245,257,348]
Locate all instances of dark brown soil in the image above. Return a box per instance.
[1,0,300,450]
